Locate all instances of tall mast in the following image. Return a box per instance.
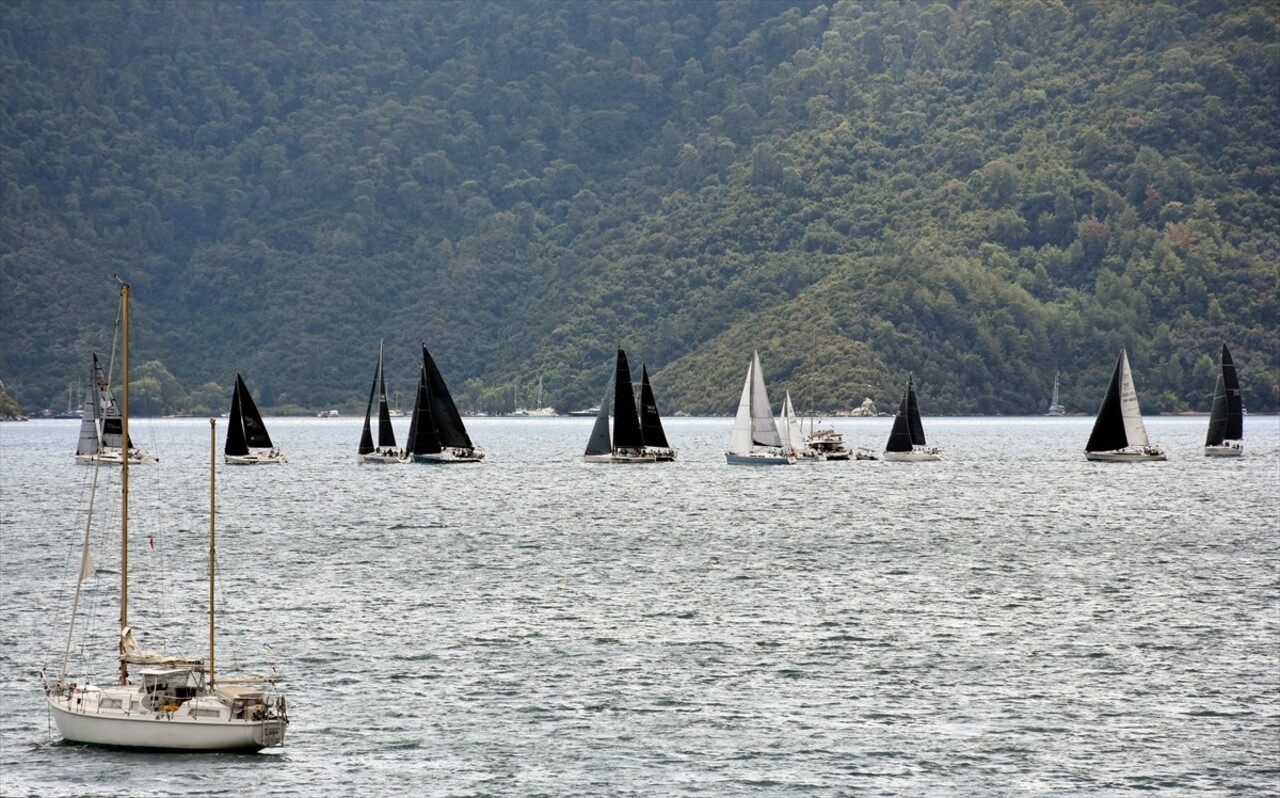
[117,278,130,686]
[209,418,217,687]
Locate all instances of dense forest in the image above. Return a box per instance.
[1,0,1277,417]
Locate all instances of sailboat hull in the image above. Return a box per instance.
[360,451,408,464]
[47,692,284,752]
[583,450,658,464]
[1204,443,1244,457]
[1084,448,1167,462]
[725,451,795,466]
[74,450,156,465]
[413,449,485,463]
[224,451,288,465]
[883,448,942,462]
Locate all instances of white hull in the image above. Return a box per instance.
[1085,448,1166,462]
[46,690,284,752]
[883,447,942,462]
[726,451,795,466]
[583,451,658,463]
[1204,443,1243,457]
[74,449,155,465]
[360,451,408,464]
[413,449,484,463]
[224,451,287,465]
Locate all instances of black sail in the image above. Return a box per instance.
[584,370,614,457]
[1206,343,1243,445]
[1085,352,1128,453]
[612,349,644,450]
[905,376,927,446]
[235,375,274,449]
[404,366,434,455]
[376,356,397,449]
[358,353,379,455]
[422,346,473,450]
[885,386,913,453]
[638,365,670,449]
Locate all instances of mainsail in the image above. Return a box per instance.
[638,365,670,450]
[422,346,474,450]
[886,375,926,453]
[1205,344,1243,446]
[225,374,274,457]
[584,370,614,457]
[612,349,644,451]
[1086,349,1150,452]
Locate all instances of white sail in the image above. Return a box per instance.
[780,391,804,454]
[728,360,755,455]
[749,351,782,448]
[1117,350,1150,447]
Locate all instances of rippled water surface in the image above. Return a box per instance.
[2,415,1278,796]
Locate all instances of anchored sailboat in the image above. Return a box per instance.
[224,375,286,465]
[583,349,658,463]
[1084,348,1165,462]
[1047,373,1065,416]
[73,352,154,465]
[44,281,287,752]
[405,345,484,463]
[1204,344,1244,457]
[883,374,942,462]
[358,341,405,463]
[725,351,794,465]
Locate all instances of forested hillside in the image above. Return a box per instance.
[2,0,1276,416]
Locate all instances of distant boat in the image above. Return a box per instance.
[1084,348,1165,462]
[584,349,657,463]
[777,391,809,459]
[46,280,287,752]
[1047,372,1065,416]
[883,374,942,462]
[725,351,794,465]
[568,406,601,417]
[638,364,676,461]
[73,352,154,465]
[1204,344,1244,457]
[358,341,406,464]
[224,374,287,465]
[405,345,484,463]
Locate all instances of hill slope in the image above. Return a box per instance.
[2,0,1276,416]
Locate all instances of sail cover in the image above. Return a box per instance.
[638,365,670,449]
[749,351,783,448]
[612,349,644,450]
[422,346,473,450]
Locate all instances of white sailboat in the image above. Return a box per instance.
[358,340,407,464]
[45,281,288,752]
[73,352,154,465]
[1084,348,1165,462]
[883,374,942,462]
[1047,373,1065,416]
[725,351,794,465]
[778,392,811,460]
[1204,343,1244,457]
[224,374,286,465]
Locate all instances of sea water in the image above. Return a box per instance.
[1,415,1277,796]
